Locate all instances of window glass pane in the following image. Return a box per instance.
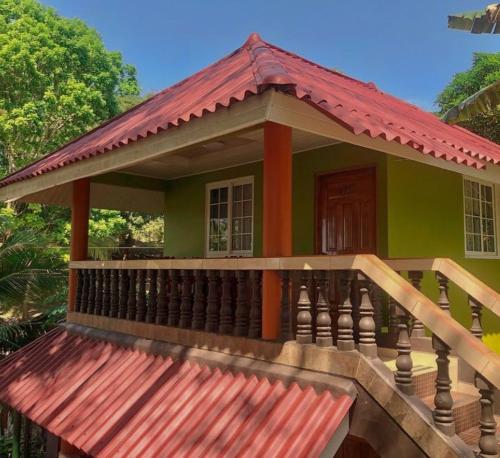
[482,201,493,219]
[243,200,252,217]
[464,198,473,215]
[481,185,492,203]
[220,203,228,219]
[473,235,482,252]
[466,234,474,252]
[243,183,252,200]
[484,236,496,253]
[233,201,242,218]
[464,180,472,197]
[242,234,252,251]
[473,217,481,234]
[210,205,218,219]
[233,185,242,201]
[220,187,228,203]
[471,181,480,198]
[472,199,480,216]
[209,235,218,252]
[232,234,241,251]
[210,188,219,204]
[243,217,252,233]
[233,218,241,235]
[465,215,473,233]
[483,219,495,236]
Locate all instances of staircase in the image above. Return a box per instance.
[383,349,500,452]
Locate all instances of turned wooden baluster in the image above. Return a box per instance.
[475,373,499,458]
[337,270,355,351]
[234,270,249,336]
[94,269,103,315]
[192,270,206,330]
[469,295,484,340]
[80,269,89,314]
[146,270,158,324]
[127,269,137,321]
[436,272,451,314]
[219,270,234,334]
[75,269,84,312]
[357,273,377,358]
[88,269,96,315]
[315,271,332,347]
[110,270,119,318]
[394,304,414,395]
[296,284,313,344]
[249,270,262,339]
[118,270,129,319]
[168,269,180,326]
[101,269,111,317]
[136,270,147,322]
[387,298,400,349]
[179,269,193,328]
[279,271,292,342]
[432,334,455,436]
[205,270,220,333]
[371,283,384,343]
[156,270,168,325]
[408,271,425,337]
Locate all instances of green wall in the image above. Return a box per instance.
[163,144,499,351]
[386,156,500,350]
[164,143,388,257]
[164,162,263,258]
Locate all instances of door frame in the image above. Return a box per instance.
[314,165,378,255]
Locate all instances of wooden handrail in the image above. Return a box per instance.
[70,255,500,388]
[385,257,500,318]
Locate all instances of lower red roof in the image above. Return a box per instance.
[0,328,353,457]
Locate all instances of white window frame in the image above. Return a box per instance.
[463,176,499,259]
[205,176,254,258]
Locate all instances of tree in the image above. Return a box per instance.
[436,52,500,143]
[0,0,140,175]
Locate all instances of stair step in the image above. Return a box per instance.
[412,366,436,399]
[421,391,480,434]
[458,424,500,449]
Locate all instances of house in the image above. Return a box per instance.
[0,33,499,457]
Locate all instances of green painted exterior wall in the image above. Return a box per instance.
[163,144,499,351]
[386,156,500,350]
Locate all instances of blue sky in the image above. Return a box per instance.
[40,1,499,111]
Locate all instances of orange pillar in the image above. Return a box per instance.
[68,178,90,312]
[262,122,292,340]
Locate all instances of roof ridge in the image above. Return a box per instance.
[257,36,379,91]
[244,32,296,92]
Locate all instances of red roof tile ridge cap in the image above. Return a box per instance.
[245,33,296,89]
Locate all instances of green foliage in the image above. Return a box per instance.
[0,0,140,174]
[436,53,500,113]
[0,208,67,317]
[436,52,500,142]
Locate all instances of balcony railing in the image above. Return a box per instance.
[69,255,500,456]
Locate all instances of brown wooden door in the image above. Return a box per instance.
[316,167,376,255]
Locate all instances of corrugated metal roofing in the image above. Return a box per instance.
[0,328,353,457]
[1,32,498,190]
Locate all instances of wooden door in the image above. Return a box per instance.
[316,167,376,255]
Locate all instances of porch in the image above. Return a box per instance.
[0,33,499,457]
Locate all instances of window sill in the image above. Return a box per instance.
[464,253,500,260]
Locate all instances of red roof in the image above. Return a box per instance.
[0,328,353,457]
[1,33,498,189]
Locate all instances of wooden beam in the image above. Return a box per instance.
[68,178,90,312]
[262,122,292,340]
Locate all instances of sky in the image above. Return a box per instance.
[40,1,499,112]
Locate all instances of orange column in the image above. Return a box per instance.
[262,122,292,340]
[68,178,90,312]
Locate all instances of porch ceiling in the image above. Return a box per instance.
[116,126,338,180]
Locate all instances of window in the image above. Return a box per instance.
[206,177,253,257]
[463,178,497,256]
